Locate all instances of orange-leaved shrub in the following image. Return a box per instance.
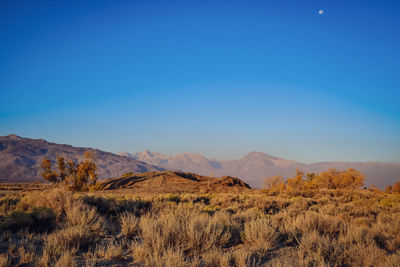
[264,168,365,193]
[41,151,98,191]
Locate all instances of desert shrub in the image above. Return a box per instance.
[18,188,75,221]
[30,206,56,232]
[16,246,35,265]
[296,231,334,266]
[185,211,233,254]
[366,214,400,253]
[41,200,103,258]
[289,211,344,241]
[392,182,400,194]
[200,250,234,267]
[0,196,19,216]
[136,247,185,267]
[285,198,318,217]
[137,212,184,257]
[243,217,279,251]
[96,241,124,260]
[336,241,388,267]
[231,249,263,267]
[82,195,151,216]
[0,254,9,267]
[37,250,51,267]
[0,210,33,231]
[119,212,140,238]
[65,200,106,233]
[192,195,210,205]
[54,251,75,267]
[136,208,233,262]
[0,207,54,232]
[316,224,388,266]
[232,207,264,225]
[382,253,400,267]
[45,226,92,258]
[263,175,285,192]
[163,194,181,203]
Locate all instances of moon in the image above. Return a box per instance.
[318,9,324,15]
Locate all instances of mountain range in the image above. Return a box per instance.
[0,135,162,182]
[124,150,400,188]
[1,134,399,189]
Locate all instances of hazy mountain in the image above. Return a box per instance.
[125,151,221,175]
[127,151,400,189]
[1,134,399,189]
[0,135,163,182]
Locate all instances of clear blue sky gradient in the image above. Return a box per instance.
[1,0,399,162]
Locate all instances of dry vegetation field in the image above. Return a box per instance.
[1,182,400,267]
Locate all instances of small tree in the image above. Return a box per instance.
[368,185,380,193]
[393,182,400,194]
[41,159,58,183]
[286,170,305,191]
[263,175,285,192]
[84,151,98,186]
[318,168,340,189]
[67,159,77,185]
[338,168,365,189]
[385,185,393,194]
[57,156,67,183]
[40,151,98,191]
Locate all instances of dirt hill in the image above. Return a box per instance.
[100,171,251,193]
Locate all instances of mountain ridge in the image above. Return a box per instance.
[0,135,164,182]
[1,134,399,188]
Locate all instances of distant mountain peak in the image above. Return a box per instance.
[243,151,280,160]
[6,134,22,139]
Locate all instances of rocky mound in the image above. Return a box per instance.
[100,171,251,193]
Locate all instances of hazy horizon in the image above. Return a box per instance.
[2,133,400,165]
[1,1,399,163]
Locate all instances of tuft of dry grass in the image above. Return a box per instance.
[37,250,51,267]
[95,241,124,260]
[45,226,88,257]
[0,254,9,267]
[18,187,74,221]
[65,199,106,233]
[54,251,75,267]
[119,212,140,238]
[140,248,186,267]
[243,217,279,251]
[17,246,35,264]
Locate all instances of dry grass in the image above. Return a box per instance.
[0,254,9,267]
[119,212,140,238]
[54,251,75,267]
[243,217,279,251]
[0,186,399,266]
[95,241,124,260]
[17,246,35,264]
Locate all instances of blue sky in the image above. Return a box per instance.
[1,0,399,163]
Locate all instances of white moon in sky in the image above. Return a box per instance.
[319,10,324,15]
